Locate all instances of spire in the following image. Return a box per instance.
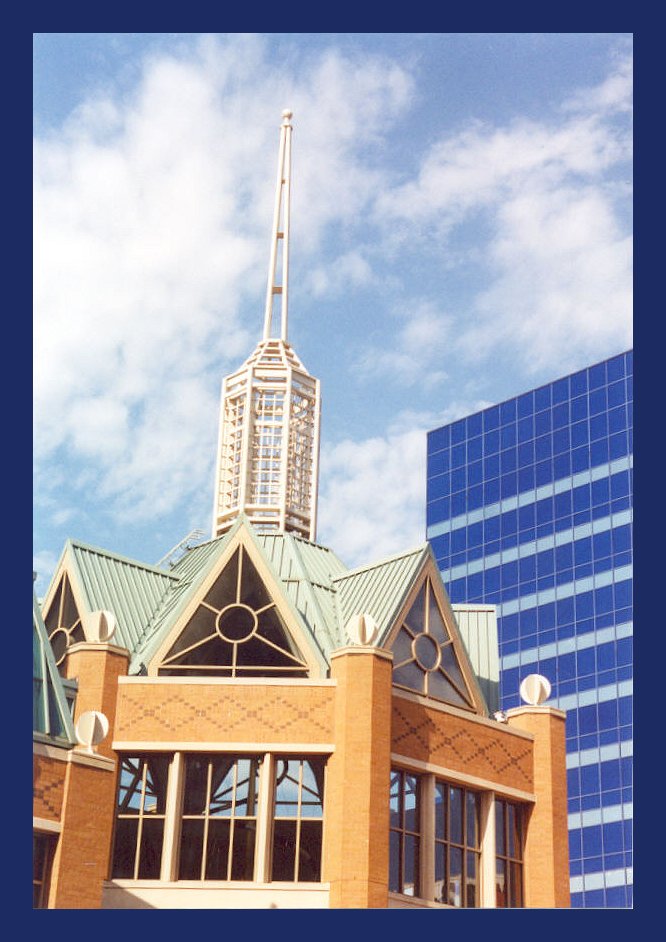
[263,109,293,343]
[212,110,321,543]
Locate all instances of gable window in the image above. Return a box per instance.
[158,546,309,677]
[391,577,475,710]
[43,573,85,674]
[495,798,524,908]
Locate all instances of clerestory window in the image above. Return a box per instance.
[391,578,475,710]
[158,546,309,678]
[43,572,85,674]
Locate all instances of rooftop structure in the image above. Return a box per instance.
[212,111,321,541]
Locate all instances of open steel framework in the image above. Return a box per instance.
[212,110,321,541]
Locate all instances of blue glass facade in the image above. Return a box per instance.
[426,351,633,908]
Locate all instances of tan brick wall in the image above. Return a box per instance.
[324,650,393,908]
[114,683,335,744]
[65,646,129,760]
[33,753,67,822]
[392,696,535,794]
[506,708,570,908]
[49,758,118,909]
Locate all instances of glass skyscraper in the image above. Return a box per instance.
[426,351,633,908]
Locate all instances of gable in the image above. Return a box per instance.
[41,566,86,674]
[148,527,322,678]
[387,558,487,714]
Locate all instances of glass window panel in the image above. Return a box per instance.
[300,760,324,818]
[137,818,164,879]
[496,858,507,907]
[230,820,257,880]
[495,800,505,855]
[405,584,427,633]
[427,593,449,645]
[466,791,479,847]
[448,846,463,907]
[298,820,323,882]
[271,820,297,881]
[403,835,419,896]
[389,830,401,892]
[204,549,240,609]
[428,669,467,706]
[509,861,523,907]
[112,818,139,878]
[435,782,446,839]
[449,787,463,844]
[183,757,210,815]
[205,819,231,879]
[392,625,416,665]
[394,659,425,693]
[178,819,205,879]
[275,760,301,816]
[439,641,467,693]
[466,850,479,908]
[390,773,402,828]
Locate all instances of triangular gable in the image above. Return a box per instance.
[386,554,488,715]
[40,547,87,674]
[147,522,326,678]
[33,590,76,746]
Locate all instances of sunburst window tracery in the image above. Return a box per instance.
[392,577,475,710]
[158,545,309,677]
[43,572,85,674]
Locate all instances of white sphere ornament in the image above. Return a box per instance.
[75,710,110,753]
[519,674,552,706]
[84,609,117,643]
[346,613,379,646]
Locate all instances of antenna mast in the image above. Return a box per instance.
[262,109,293,342]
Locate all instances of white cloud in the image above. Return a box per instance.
[34,36,414,532]
[355,301,452,388]
[317,403,488,567]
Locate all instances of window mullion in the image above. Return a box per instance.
[134,763,148,880]
[160,752,184,882]
[254,752,274,883]
[420,774,435,902]
[480,791,496,908]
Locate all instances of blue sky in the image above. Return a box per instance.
[33,33,632,594]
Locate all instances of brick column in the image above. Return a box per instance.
[505,706,570,908]
[48,751,117,908]
[65,642,129,760]
[323,646,393,908]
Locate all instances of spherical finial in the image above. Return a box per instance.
[282,109,293,119]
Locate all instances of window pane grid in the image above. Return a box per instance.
[495,798,524,907]
[434,782,480,907]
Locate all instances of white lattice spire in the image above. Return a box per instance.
[212,110,321,542]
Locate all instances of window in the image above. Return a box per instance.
[391,578,475,710]
[33,833,56,908]
[495,798,524,907]
[112,755,170,879]
[390,769,525,908]
[111,752,326,884]
[43,572,85,673]
[389,769,420,897]
[158,547,309,678]
[178,755,260,880]
[435,782,481,907]
[271,758,325,882]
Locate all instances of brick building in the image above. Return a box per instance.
[33,110,571,909]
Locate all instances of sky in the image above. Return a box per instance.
[33,32,633,595]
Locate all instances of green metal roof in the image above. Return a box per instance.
[42,520,496,706]
[33,589,76,747]
[67,539,178,653]
[333,545,429,644]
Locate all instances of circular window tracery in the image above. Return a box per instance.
[412,632,441,671]
[215,603,258,643]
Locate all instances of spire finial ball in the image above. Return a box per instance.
[282,109,293,119]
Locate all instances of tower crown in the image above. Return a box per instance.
[212,111,322,542]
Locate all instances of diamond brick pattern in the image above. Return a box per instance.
[33,754,66,820]
[115,683,335,743]
[392,700,533,792]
